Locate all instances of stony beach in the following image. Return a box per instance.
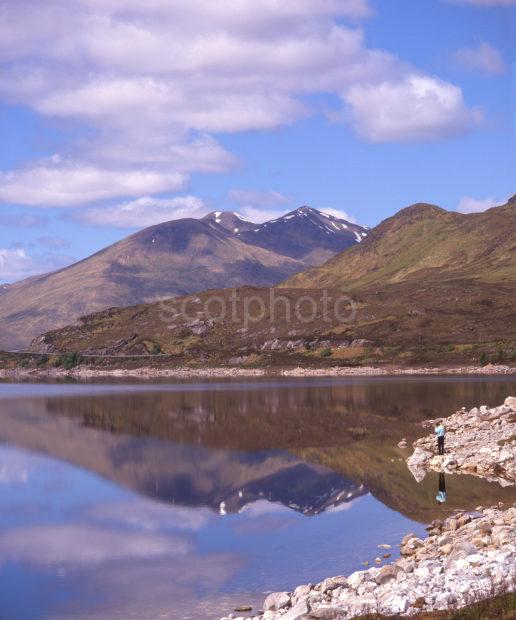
[281,364,515,377]
[220,397,516,620]
[0,363,514,380]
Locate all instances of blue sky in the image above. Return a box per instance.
[0,0,514,282]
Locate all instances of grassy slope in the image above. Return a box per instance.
[356,590,515,619]
[283,199,516,291]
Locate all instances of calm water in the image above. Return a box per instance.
[1,377,515,620]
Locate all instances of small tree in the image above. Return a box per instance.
[58,352,84,370]
[479,351,488,367]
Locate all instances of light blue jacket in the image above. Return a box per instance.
[435,425,445,437]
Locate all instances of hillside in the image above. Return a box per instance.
[25,199,516,366]
[0,206,366,350]
[284,197,516,290]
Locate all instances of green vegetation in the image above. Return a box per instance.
[479,351,488,367]
[355,589,515,619]
[319,347,333,358]
[284,198,516,291]
[54,352,84,369]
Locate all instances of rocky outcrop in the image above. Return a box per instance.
[221,504,516,620]
[407,397,516,486]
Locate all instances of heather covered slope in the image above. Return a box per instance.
[25,199,516,365]
[0,219,303,350]
[283,198,516,291]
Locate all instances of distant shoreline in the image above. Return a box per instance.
[0,363,514,381]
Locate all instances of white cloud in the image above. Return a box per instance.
[0,248,73,282]
[344,74,483,142]
[229,189,291,209]
[0,0,483,209]
[456,196,501,213]
[319,207,357,223]
[0,525,189,566]
[89,500,211,532]
[445,0,515,6]
[453,42,506,75]
[76,195,207,228]
[0,249,35,281]
[0,158,186,207]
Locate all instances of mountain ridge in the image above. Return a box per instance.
[283,198,515,291]
[29,198,516,367]
[0,206,367,350]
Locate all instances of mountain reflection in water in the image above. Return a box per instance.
[0,377,515,620]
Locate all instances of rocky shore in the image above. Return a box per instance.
[407,396,516,486]
[0,366,268,380]
[220,397,516,620]
[0,364,513,380]
[281,364,515,376]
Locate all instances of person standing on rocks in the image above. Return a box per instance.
[435,422,445,455]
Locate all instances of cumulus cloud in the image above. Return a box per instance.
[0,158,186,207]
[0,248,73,282]
[89,500,211,532]
[344,74,482,142]
[76,195,207,228]
[0,249,34,281]
[0,0,482,210]
[445,0,515,6]
[229,190,291,209]
[0,525,190,566]
[319,207,358,223]
[453,42,506,74]
[456,196,501,213]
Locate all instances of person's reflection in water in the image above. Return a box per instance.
[436,472,447,503]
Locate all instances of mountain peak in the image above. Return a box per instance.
[202,210,255,233]
[0,202,367,349]
[397,202,448,217]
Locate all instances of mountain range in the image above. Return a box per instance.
[0,206,366,350]
[34,198,516,365]
[33,197,516,364]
